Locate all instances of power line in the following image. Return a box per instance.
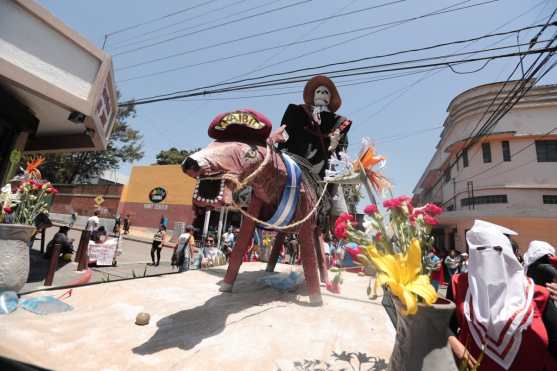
[351,0,551,122]
[421,31,557,201]
[113,0,407,57]
[127,45,555,105]
[105,0,217,37]
[108,0,254,48]
[117,28,551,83]
[119,47,556,107]
[115,0,487,71]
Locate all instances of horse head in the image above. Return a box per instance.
[182,140,268,209]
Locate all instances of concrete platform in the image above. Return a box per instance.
[0,263,395,371]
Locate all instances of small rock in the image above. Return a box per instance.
[135,312,150,326]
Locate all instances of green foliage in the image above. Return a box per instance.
[154,147,201,165]
[37,94,144,184]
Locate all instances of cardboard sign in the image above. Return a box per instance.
[88,238,118,266]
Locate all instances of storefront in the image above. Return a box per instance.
[0,0,117,183]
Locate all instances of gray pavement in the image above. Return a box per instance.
[22,227,179,293]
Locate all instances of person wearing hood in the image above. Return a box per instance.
[523,240,557,288]
[447,220,557,370]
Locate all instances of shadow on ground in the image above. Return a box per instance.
[133,268,314,355]
[27,249,70,283]
[284,351,388,371]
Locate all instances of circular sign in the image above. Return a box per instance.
[149,187,167,203]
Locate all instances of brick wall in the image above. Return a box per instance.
[51,183,123,218]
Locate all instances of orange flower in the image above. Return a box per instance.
[353,145,391,193]
[25,155,45,179]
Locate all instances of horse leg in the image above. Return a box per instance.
[299,220,322,305]
[313,229,329,284]
[221,198,262,292]
[266,232,286,272]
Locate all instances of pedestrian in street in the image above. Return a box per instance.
[150,225,167,266]
[85,211,100,233]
[222,226,235,261]
[69,211,77,228]
[459,252,469,273]
[444,249,460,281]
[289,235,299,265]
[113,214,121,234]
[123,214,131,235]
[174,225,194,272]
[425,249,442,292]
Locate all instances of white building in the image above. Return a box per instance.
[0,0,117,184]
[413,81,557,252]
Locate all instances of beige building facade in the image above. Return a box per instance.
[413,81,557,253]
[0,0,117,183]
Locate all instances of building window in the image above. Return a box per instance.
[461,194,507,207]
[535,140,557,162]
[502,141,511,161]
[543,195,557,204]
[462,148,469,167]
[482,142,491,163]
[444,168,451,183]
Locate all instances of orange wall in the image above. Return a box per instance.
[121,165,195,205]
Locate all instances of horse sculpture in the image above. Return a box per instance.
[182,138,330,305]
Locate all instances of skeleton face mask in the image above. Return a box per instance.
[313,85,330,107]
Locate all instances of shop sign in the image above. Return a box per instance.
[149,187,167,203]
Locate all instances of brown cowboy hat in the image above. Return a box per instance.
[303,75,341,112]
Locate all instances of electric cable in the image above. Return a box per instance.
[113,0,405,57]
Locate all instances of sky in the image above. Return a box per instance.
[37,0,557,208]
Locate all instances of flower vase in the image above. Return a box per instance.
[387,296,458,371]
[0,224,35,292]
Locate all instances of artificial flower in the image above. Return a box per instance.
[334,222,348,240]
[363,239,437,315]
[383,198,402,209]
[25,155,45,178]
[423,203,443,216]
[364,204,378,215]
[423,214,438,225]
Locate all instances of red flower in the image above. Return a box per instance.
[375,232,382,241]
[383,198,402,209]
[346,246,362,260]
[3,207,13,214]
[334,222,348,240]
[424,203,443,217]
[336,212,354,224]
[364,204,378,215]
[423,214,438,225]
[47,186,58,194]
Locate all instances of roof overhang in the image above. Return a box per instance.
[0,0,118,153]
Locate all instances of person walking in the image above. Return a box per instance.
[150,225,167,266]
[174,225,194,272]
[69,212,77,228]
[123,214,131,235]
[425,249,442,291]
[459,252,469,273]
[85,211,100,233]
[113,214,121,234]
[444,249,460,281]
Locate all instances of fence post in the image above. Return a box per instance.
[77,230,91,271]
[44,242,61,286]
[74,230,89,263]
[40,229,46,254]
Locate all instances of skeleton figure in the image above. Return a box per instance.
[276,75,353,226]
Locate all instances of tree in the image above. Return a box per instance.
[155,147,201,165]
[38,95,144,184]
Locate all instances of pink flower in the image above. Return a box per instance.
[334,222,348,240]
[47,186,58,194]
[424,203,443,217]
[383,198,402,209]
[364,204,378,215]
[423,214,438,225]
[375,232,382,241]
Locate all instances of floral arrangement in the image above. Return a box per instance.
[0,156,57,225]
[334,196,443,315]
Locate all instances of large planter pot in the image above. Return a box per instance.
[0,224,35,293]
[387,295,458,371]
